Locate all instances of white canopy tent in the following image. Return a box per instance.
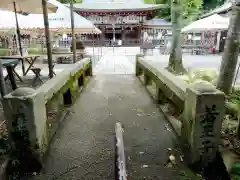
[0,0,57,14]
[0,0,101,34]
[181,14,230,33]
[0,10,43,34]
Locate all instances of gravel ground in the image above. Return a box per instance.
[34,75,195,180]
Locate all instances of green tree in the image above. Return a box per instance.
[203,0,224,10]
[149,0,202,74]
[182,0,203,23]
[155,0,171,21]
[216,2,240,95]
[167,0,185,74]
[147,0,203,23]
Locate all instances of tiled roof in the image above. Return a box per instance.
[65,0,162,11]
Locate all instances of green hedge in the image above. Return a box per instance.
[27,48,47,55]
[0,49,11,56]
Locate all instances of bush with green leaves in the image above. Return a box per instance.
[27,48,46,55]
[178,68,218,85]
[177,68,240,120]
[0,49,11,56]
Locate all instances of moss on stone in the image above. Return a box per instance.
[38,61,92,156]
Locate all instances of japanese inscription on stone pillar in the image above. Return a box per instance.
[11,104,30,145]
[199,104,219,163]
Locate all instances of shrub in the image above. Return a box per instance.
[178,68,218,85]
[0,49,11,56]
[27,48,47,55]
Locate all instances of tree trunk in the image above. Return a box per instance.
[42,0,54,79]
[216,4,240,95]
[167,0,185,74]
[13,1,23,57]
[0,60,6,98]
[70,0,76,63]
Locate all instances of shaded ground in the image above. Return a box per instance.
[34,75,198,180]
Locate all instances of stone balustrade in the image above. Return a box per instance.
[1,57,92,177]
[136,54,187,111]
[136,54,225,166]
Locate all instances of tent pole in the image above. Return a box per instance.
[42,0,54,78]
[98,34,100,61]
[92,31,94,56]
[100,33,102,58]
[70,0,76,63]
[13,1,23,56]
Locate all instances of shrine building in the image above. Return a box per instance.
[69,0,171,46]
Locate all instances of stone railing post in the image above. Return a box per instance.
[143,70,151,86]
[83,56,92,77]
[89,57,93,76]
[3,87,47,175]
[135,54,144,76]
[181,83,225,165]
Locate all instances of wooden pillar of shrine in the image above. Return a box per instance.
[122,25,126,44]
[100,27,105,46]
[137,26,141,44]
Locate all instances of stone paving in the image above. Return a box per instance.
[35,75,193,180]
[91,47,138,75]
[93,53,135,75]
[32,48,204,180]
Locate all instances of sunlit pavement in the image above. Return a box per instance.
[93,48,137,75]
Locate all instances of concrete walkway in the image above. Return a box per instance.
[35,75,186,180]
[93,49,136,75]
[93,55,135,75]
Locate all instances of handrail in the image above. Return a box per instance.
[137,59,187,101]
[36,57,91,103]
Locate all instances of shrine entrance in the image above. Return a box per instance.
[105,33,122,41]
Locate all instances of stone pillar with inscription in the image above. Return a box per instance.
[182,82,225,165]
[3,87,47,175]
